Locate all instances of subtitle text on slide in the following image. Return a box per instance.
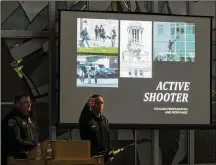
[154,107,188,115]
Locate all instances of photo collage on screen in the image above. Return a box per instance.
[77,18,119,88]
[76,18,196,87]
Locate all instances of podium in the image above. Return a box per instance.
[7,140,104,165]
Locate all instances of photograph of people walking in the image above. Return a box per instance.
[77,18,119,54]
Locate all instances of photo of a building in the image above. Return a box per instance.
[153,22,195,62]
[120,20,152,78]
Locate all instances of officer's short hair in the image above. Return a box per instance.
[14,92,31,105]
[92,94,102,99]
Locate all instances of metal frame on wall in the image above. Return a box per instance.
[1,30,50,38]
[1,1,215,165]
[48,1,57,140]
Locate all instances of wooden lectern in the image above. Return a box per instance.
[7,140,104,165]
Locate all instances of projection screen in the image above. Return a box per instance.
[59,11,212,127]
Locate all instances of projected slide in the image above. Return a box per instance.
[77,18,119,54]
[77,55,118,88]
[120,20,152,78]
[60,11,211,126]
[153,22,195,62]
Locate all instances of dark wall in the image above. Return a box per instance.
[1,39,29,101]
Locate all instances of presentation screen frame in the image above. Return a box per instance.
[58,10,213,129]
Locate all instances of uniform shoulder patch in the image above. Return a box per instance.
[8,119,16,127]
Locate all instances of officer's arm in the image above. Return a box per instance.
[108,133,112,150]
[81,104,89,115]
[33,120,39,144]
[105,119,112,150]
[7,118,37,150]
[79,104,91,140]
[108,126,112,150]
[79,117,91,140]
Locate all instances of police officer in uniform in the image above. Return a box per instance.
[1,93,38,165]
[79,95,112,159]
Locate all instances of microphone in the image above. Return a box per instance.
[100,138,151,163]
[112,148,124,155]
[101,148,124,164]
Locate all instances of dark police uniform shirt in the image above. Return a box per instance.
[79,104,111,156]
[1,108,38,159]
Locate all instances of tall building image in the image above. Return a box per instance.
[120,21,152,78]
[127,23,143,50]
[153,22,195,62]
[123,22,149,62]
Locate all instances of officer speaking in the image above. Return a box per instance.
[1,93,38,165]
[79,94,151,164]
[79,94,112,161]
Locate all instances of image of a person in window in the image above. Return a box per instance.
[168,37,178,53]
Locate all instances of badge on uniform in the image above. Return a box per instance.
[8,119,16,127]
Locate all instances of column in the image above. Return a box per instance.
[136,29,138,43]
[138,29,140,43]
[128,29,130,43]
[135,29,137,43]
[129,29,131,43]
[140,30,141,42]
[48,1,57,140]
[141,30,143,42]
